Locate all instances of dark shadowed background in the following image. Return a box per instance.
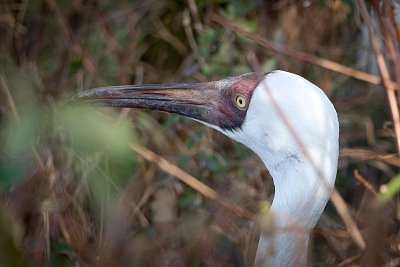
[0,1,399,266]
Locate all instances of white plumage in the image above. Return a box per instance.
[76,70,339,266]
[217,71,339,266]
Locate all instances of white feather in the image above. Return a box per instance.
[213,70,339,266]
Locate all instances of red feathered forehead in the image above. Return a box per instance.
[212,72,264,131]
[230,72,264,96]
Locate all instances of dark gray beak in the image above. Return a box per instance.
[73,72,264,131]
[72,82,222,127]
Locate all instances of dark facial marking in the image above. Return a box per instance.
[215,72,264,131]
[73,72,265,133]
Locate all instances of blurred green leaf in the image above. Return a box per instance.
[0,0,396,265]
[70,53,83,73]
[233,143,252,159]
[3,108,41,157]
[179,192,197,209]
[262,58,277,72]
[178,154,190,168]
[190,257,201,267]
[1,106,42,187]
[164,116,180,128]
[59,107,136,202]
[0,211,26,267]
[195,151,227,174]
[225,1,260,17]
[0,161,26,187]
[49,256,71,267]
[202,64,229,76]
[48,241,74,267]
[236,20,257,32]
[60,107,132,157]
[377,174,400,205]
[186,131,203,149]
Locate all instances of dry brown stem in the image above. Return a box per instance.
[247,52,366,251]
[341,148,400,167]
[330,189,366,250]
[0,76,20,123]
[357,0,400,155]
[130,143,253,219]
[353,169,378,195]
[211,14,400,90]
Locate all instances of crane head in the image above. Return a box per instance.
[74,69,339,217]
[73,72,264,132]
[73,70,340,266]
[74,71,338,169]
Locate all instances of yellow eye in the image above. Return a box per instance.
[235,94,247,109]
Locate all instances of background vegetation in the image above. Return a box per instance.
[0,0,399,266]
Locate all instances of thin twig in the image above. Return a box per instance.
[341,148,399,167]
[187,0,203,32]
[337,254,362,267]
[0,76,20,123]
[375,1,400,102]
[45,0,107,86]
[382,257,400,267]
[182,10,206,68]
[357,0,400,155]
[130,143,253,219]
[247,52,366,250]
[330,189,366,250]
[211,14,400,90]
[313,228,351,239]
[31,145,46,172]
[152,16,188,55]
[246,53,366,250]
[354,169,378,195]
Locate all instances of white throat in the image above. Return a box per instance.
[255,144,337,266]
[216,71,339,267]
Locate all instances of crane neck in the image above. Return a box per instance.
[255,146,337,267]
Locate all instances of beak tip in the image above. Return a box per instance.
[70,91,87,104]
[70,87,122,108]
[71,87,104,100]
[70,89,98,106]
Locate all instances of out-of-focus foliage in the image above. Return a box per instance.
[0,0,399,266]
[377,174,400,205]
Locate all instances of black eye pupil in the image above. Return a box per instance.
[235,95,246,108]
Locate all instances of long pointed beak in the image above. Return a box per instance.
[73,82,220,126]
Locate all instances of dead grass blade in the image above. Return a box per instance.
[211,13,400,90]
[354,169,378,196]
[356,0,400,155]
[337,254,362,267]
[130,144,253,219]
[330,189,366,250]
[45,0,107,86]
[0,76,20,123]
[247,53,366,251]
[313,228,351,239]
[341,148,400,167]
